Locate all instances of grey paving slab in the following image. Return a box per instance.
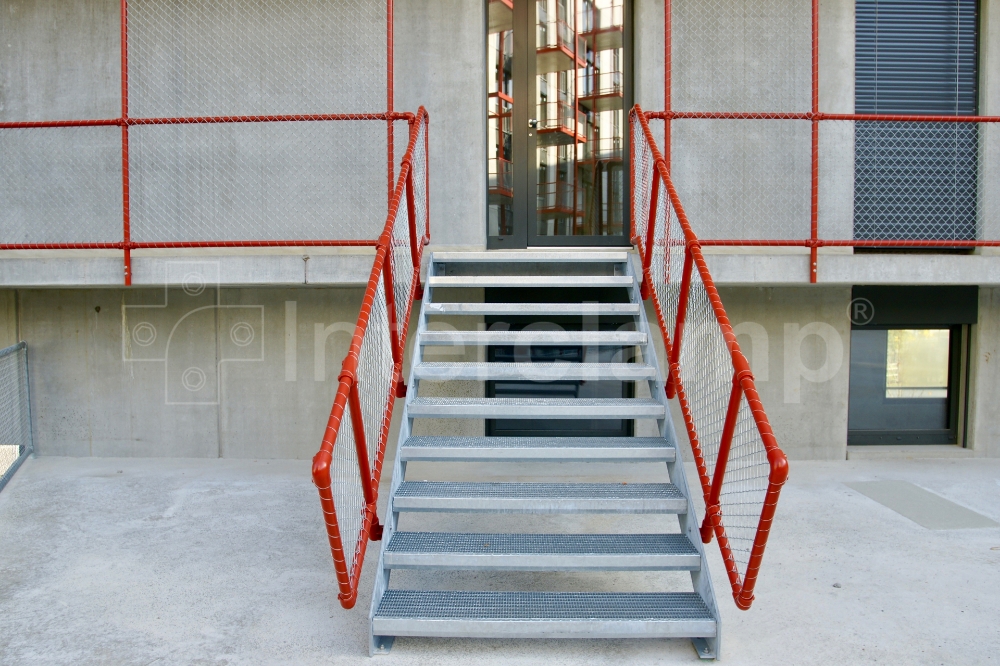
[845,480,999,529]
[0,456,999,664]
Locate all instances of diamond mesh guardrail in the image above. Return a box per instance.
[656,0,1000,282]
[0,343,32,495]
[0,0,400,279]
[633,106,788,610]
[312,109,429,609]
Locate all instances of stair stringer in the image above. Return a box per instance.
[625,254,722,660]
[367,260,434,656]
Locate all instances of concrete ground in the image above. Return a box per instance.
[0,455,999,665]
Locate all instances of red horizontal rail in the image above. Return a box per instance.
[0,119,124,129]
[128,112,412,125]
[0,112,411,130]
[646,111,1000,123]
[0,241,378,251]
[0,243,124,250]
[698,239,1000,248]
[130,240,379,248]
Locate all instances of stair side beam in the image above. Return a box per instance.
[626,253,722,660]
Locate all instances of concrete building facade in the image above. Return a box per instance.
[1,0,998,462]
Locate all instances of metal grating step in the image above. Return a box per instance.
[426,275,635,289]
[372,590,716,639]
[432,251,632,263]
[412,362,657,382]
[407,397,665,419]
[384,532,701,571]
[420,330,645,346]
[399,436,675,462]
[424,302,641,316]
[392,481,687,514]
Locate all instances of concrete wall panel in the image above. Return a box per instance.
[20,288,220,457]
[969,287,1000,457]
[394,0,487,251]
[718,286,851,460]
[15,286,387,459]
[217,288,364,460]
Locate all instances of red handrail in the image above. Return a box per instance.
[632,104,789,610]
[311,107,429,609]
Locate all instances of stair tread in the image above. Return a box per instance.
[407,397,666,419]
[410,397,661,406]
[375,590,714,622]
[395,481,683,501]
[432,251,631,263]
[413,362,657,380]
[425,302,641,315]
[403,436,671,449]
[399,436,676,462]
[427,275,634,288]
[420,330,644,345]
[387,532,698,556]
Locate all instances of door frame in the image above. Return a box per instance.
[487,0,634,249]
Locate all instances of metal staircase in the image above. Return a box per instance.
[368,250,721,659]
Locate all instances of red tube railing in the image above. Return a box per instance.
[311,108,428,609]
[632,104,789,610]
[0,0,403,282]
[655,0,1000,283]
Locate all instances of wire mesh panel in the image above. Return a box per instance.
[671,119,811,241]
[675,269,734,483]
[671,0,811,113]
[312,108,429,607]
[716,393,770,577]
[355,277,396,502]
[630,115,655,244]
[631,107,787,608]
[0,343,32,494]
[329,404,367,584]
[0,127,124,245]
[854,120,979,241]
[128,120,389,243]
[127,0,387,117]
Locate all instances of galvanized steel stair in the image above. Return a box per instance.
[368,251,721,659]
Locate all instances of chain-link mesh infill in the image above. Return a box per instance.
[0,344,32,494]
[127,0,387,117]
[330,404,366,582]
[671,119,811,241]
[853,121,980,241]
[356,277,395,500]
[0,127,124,245]
[128,121,389,242]
[672,0,811,113]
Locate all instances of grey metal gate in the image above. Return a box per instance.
[0,342,33,493]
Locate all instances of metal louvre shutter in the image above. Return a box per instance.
[854,0,979,241]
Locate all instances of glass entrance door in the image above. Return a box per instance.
[488,0,630,248]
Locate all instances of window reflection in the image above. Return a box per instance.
[535,0,625,237]
[885,329,950,399]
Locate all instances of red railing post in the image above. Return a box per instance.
[406,156,423,301]
[665,242,694,399]
[640,170,661,300]
[380,229,405,398]
[809,0,819,284]
[120,0,132,286]
[700,370,745,543]
[345,378,382,542]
